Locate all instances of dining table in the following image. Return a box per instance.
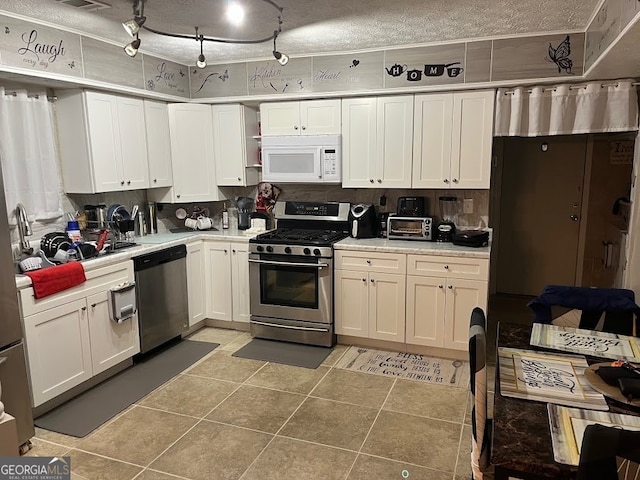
[491,322,640,480]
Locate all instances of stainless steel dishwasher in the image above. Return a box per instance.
[133,244,189,354]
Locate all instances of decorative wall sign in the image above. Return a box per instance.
[585,0,623,71]
[143,55,189,96]
[190,62,248,98]
[82,37,145,90]
[383,44,466,88]
[0,14,83,77]
[464,40,492,83]
[246,57,312,95]
[492,33,585,81]
[312,51,384,92]
[548,404,640,466]
[609,140,635,164]
[530,324,640,361]
[498,347,608,410]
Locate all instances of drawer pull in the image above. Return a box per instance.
[366,260,371,264]
[438,284,443,289]
[81,306,87,311]
[362,278,366,282]
[448,285,453,289]
[91,303,97,308]
[444,265,449,270]
[370,278,375,284]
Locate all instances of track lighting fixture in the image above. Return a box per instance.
[122,0,288,67]
[124,34,141,57]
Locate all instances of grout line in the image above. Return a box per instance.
[132,468,192,480]
[453,417,467,478]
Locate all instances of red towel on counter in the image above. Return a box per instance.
[25,262,87,299]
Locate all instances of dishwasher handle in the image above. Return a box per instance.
[133,244,187,271]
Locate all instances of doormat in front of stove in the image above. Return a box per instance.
[335,346,470,388]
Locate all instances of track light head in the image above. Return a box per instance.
[197,54,207,68]
[122,16,146,36]
[273,50,289,65]
[124,36,141,57]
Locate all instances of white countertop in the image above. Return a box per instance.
[334,237,491,258]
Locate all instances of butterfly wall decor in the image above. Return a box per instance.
[546,35,573,74]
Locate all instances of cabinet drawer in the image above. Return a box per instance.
[407,255,488,280]
[336,250,406,274]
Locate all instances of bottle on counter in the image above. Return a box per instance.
[222,203,229,230]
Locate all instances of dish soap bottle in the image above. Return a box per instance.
[222,203,229,230]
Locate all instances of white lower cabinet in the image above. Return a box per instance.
[21,261,138,407]
[187,242,206,326]
[335,270,370,337]
[204,241,250,323]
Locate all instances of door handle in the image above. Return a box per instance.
[570,215,579,221]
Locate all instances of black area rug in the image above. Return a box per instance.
[232,338,333,369]
[35,339,218,438]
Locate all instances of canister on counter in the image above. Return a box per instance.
[145,202,158,234]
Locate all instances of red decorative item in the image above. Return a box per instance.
[256,182,281,213]
[25,262,87,299]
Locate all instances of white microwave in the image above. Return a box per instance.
[261,134,341,184]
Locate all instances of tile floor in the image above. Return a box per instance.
[26,327,495,480]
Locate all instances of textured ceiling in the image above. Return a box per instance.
[0,0,599,65]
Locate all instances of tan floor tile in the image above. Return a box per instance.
[347,454,453,480]
[150,421,271,480]
[35,427,83,448]
[186,327,243,346]
[384,379,467,422]
[78,406,197,466]
[219,333,252,353]
[68,449,142,480]
[23,438,70,457]
[310,368,394,408]
[242,436,356,480]
[246,363,329,394]
[456,424,472,478]
[185,353,265,382]
[135,470,188,480]
[206,385,304,433]
[362,410,461,472]
[280,397,377,451]
[320,344,349,367]
[138,374,238,417]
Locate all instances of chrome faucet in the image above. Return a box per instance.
[15,203,33,254]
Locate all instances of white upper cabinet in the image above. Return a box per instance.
[413,90,494,189]
[260,99,341,136]
[144,100,173,188]
[149,103,225,204]
[55,90,149,193]
[212,104,261,187]
[342,95,413,188]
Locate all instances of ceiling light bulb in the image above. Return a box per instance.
[124,37,141,57]
[197,54,207,68]
[122,16,146,37]
[226,3,245,26]
[273,51,289,66]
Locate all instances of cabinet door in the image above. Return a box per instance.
[377,96,413,188]
[86,290,140,375]
[412,93,454,188]
[117,96,149,190]
[334,270,369,337]
[205,242,232,321]
[212,104,246,186]
[187,242,206,326]
[406,275,446,347]
[260,102,300,135]
[231,242,250,323]
[144,100,173,188]
[451,90,494,189]
[443,279,488,351]
[167,104,221,203]
[85,92,124,193]
[23,299,92,407]
[341,97,377,188]
[369,272,406,342]
[300,99,341,134]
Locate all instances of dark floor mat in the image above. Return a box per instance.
[35,339,218,438]
[232,338,332,369]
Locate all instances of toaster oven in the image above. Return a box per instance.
[387,216,434,241]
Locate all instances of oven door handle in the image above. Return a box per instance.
[248,259,329,269]
[251,320,329,333]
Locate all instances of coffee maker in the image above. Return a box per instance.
[436,196,459,242]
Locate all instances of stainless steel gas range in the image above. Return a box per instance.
[249,201,351,347]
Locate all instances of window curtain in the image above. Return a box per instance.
[494,80,639,137]
[0,87,63,224]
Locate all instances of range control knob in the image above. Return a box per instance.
[303,248,311,255]
[284,247,292,254]
[266,246,274,253]
[256,245,264,252]
[313,248,321,256]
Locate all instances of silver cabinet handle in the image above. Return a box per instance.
[443,179,449,184]
[570,215,579,221]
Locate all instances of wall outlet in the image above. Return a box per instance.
[463,198,474,214]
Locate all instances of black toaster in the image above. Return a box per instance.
[452,230,489,248]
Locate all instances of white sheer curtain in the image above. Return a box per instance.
[495,80,639,136]
[0,87,62,223]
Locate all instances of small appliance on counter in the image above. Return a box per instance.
[436,196,460,242]
[377,212,393,238]
[452,230,490,248]
[397,197,426,217]
[387,216,433,241]
[348,203,377,238]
